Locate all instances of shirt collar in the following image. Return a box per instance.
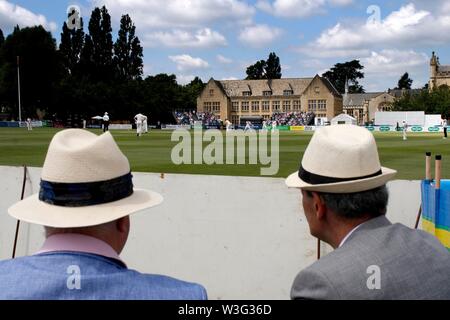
[338,223,363,248]
[35,233,126,267]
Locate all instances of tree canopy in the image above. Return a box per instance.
[0,7,204,124]
[322,60,365,93]
[396,72,413,90]
[245,52,282,80]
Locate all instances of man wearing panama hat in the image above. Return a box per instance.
[0,129,207,299]
[286,125,450,299]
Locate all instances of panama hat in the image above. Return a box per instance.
[286,125,396,193]
[8,129,163,227]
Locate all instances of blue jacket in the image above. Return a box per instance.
[0,252,207,300]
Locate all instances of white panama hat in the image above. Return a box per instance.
[8,129,163,227]
[286,125,397,193]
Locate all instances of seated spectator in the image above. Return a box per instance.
[286,125,450,299]
[1,129,207,300]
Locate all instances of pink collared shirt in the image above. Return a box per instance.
[36,233,126,266]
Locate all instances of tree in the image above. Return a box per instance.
[246,60,266,80]
[392,86,450,115]
[0,29,4,48]
[0,26,61,119]
[87,6,114,81]
[322,60,365,93]
[59,16,85,76]
[396,72,413,90]
[180,77,205,110]
[114,14,143,80]
[245,52,282,80]
[265,52,281,79]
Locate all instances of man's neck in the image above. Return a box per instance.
[327,217,371,249]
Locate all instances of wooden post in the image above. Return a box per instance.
[436,155,442,190]
[12,165,27,258]
[415,152,431,229]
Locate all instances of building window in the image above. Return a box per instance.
[283,90,293,96]
[251,101,260,112]
[318,100,326,110]
[263,115,271,120]
[209,89,214,96]
[263,91,272,96]
[282,100,291,112]
[232,101,239,112]
[308,100,317,111]
[212,102,220,112]
[262,101,270,111]
[293,100,301,111]
[204,102,212,112]
[272,101,280,111]
[231,115,239,125]
[243,91,252,96]
[314,87,320,94]
[241,101,249,112]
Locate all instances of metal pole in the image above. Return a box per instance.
[17,56,22,122]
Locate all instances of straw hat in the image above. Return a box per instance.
[8,129,163,227]
[286,125,396,193]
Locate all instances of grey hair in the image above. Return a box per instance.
[306,185,389,219]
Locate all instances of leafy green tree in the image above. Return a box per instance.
[265,52,281,79]
[114,14,143,80]
[396,72,413,90]
[245,52,282,80]
[0,29,4,48]
[322,60,365,93]
[392,86,450,115]
[59,14,85,76]
[0,26,61,119]
[87,6,114,81]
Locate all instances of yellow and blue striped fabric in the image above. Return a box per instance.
[421,180,450,251]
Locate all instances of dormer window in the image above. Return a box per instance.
[263,91,272,96]
[243,91,252,96]
[283,90,293,96]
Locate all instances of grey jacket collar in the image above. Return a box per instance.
[342,215,392,246]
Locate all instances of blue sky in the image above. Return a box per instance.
[1,0,450,91]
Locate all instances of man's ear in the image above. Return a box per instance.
[311,192,327,220]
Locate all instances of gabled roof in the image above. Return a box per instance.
[343,92,384,107]
[218,78,314,97]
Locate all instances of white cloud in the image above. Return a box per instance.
[256,0,351,17]
[143,28,227,48]
[221,76,239,80]
[92,0,255,28]
[358,50,429,91]
[362,50,428,76]
[217,54,233,64]
[169,54,209,71]
[301,3,450,57]
[177,74,196,85]
[0,0,57,32]
[238,24,283,48]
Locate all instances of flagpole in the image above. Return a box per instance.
[17,56,22,123]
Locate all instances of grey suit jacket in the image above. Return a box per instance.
[291,216,450,300]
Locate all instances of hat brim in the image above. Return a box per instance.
[8,188,163,228]
[285,166,397,193]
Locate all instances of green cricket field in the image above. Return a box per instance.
[0,127,448,180]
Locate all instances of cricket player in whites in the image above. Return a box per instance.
[402,120,408,141]
[225,119,233,132]
[134,113,145,137]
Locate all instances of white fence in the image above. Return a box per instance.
[0,166,422,299]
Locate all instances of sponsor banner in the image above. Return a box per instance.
[366,126,442,132]
[276,125,290,131]
[304,126,316,131]
[290,126,305,131]
[109,124,132,130]
[161,124,192,130]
